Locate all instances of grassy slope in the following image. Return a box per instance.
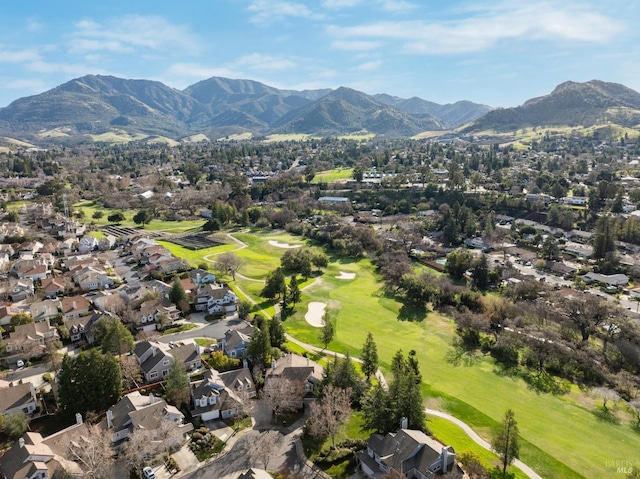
[163,230,638,478]
[312,168,354,183]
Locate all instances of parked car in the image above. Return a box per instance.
[143,466,156,479]
[16,359,24,368]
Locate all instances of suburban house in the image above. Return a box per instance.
[60,295,91,320]
[72,266,114,291]
[3,321,58,364]
[356,429,464,478]
[29,299,60,323]
[190,268,216,286]
[194,283,238,314]
[66,312,105,344]
[264,353,323,398]
[219,367,257,399]
[0,304,21,327]
[190,368,253,422]
[98,234,116,251]
[219,325,253,358]
[172,343,202,372]
[99,391,192,444]
[583,272,629,287]
[133,341,174,382]
[78,235,99,253]
[7,278,34,301]
[0,416,89,479]
[16,264,49,282]
[40,277,65,298]
[0,381,38,416]
[134,298,180,332]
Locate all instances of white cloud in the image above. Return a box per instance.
[352,60,382,72]
[26,17,43,32]
[331,40,381,51]
[234,53,296,71]
[0,78,48,91]
[329,1,624,54]
[0,46,41,63]
[247,0,323,23]
[322,0,417,11]
[323,0,363,8]
[378,0,418,12]
[26,60,105,76]
[68,15,200,55]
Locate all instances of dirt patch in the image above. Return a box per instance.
[305,301,327,327]
[268,240,302,249]
[335,271,356,279]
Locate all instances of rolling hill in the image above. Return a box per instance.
[464,80,640,133]
[0,74,492,143]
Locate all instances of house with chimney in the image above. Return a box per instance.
[194,283,238,314]
[61,295,91,320]
[100,391,192,444]
[190,367,255,422]
[356,429,464,478]
[0,381,38,416]
[0,415,89,479]
[2,321,58,365]
[133,298,180,332]
[264,353,323,399]
[218,324,253,358]
[29,299,60,323]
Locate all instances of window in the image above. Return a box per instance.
[149,372,158,380]
[163,359,170,366]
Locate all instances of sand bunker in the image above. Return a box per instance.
[268,240,302,249]
[305,302,327,327]
[335,271,356,280]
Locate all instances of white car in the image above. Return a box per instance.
[16,359,25,368]
[143,466,156,479]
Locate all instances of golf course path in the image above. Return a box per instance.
[424,409,543,479]
[202,232,248,264]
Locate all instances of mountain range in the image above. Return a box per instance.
[1,75,639,145]
[0,75,490,143]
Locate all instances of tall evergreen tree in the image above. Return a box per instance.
[320,313,334,350]
[288,275,301,305]
[169,276,187,308]
[492,409,520,475]
[361,333,379,382]
[248,323,271,366]
[593,215,616,260]
[269,318,286,349]
[361,383,393,433]
[165,360,190,407]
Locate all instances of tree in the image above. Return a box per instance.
[107,212,125,223]
[471,254,490,290]
[269,318,286,349]
[255,430,284,470]
[387,350,425,431]
[307,385,352,448]
[262,377,304,419]
[97,316,134,355]
[540,236,560,260]
[215,252,242,281]
[287,275,301,306]
[238,300,253,320]
[10,313,33,327]
[445,249,473,280]
[592,215,616,260]
[304,166,315,183]
[169,276,187,310]
[458,451,490,479]
[57,350,122,421]
[183,161,201,185]
[361,333,379,382]
[1,412,30,439]
[247,323,271,366]
[492,409,520,476]
[66,423,115,479]
[361,382,394,433]
[92,211,104,219]
[133,209,153,226]
[320,313,334,350]
[165,360,190,407]
[43,338,63,373]
[118,355,143,390]
[261,267,286,300]
[352,165,364,183]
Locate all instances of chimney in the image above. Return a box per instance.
[72,301,77,310]
[271,360,276,370]
[8,382,13,387]
[441,447,449,472]
[106,409,114,428]
[149,393,155,405]
[242,359,248,369]
[18,437,25,448]
[400,416,408,429]
[76,413,83,425]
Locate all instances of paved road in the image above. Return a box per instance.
[181,430,316,479]
[425,409,543,479]
[158,315,246,343]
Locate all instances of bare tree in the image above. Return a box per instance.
[119,427,157,477]
[262,377,304,420]
[118,355,142,390]
[593,387,620,412]
[66,424,115,479]
[215,252,242,281]
[254,430,283,470]
[307,385,352,448]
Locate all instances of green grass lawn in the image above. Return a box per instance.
[165,229,639,479]
[74,200,205,233]
[157,240,237,268]
[312,168,354,183]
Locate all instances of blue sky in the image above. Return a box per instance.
[0,0,637,108]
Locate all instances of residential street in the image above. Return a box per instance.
[180,430,318,479]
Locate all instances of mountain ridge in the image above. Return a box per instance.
[0,74,491,143]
